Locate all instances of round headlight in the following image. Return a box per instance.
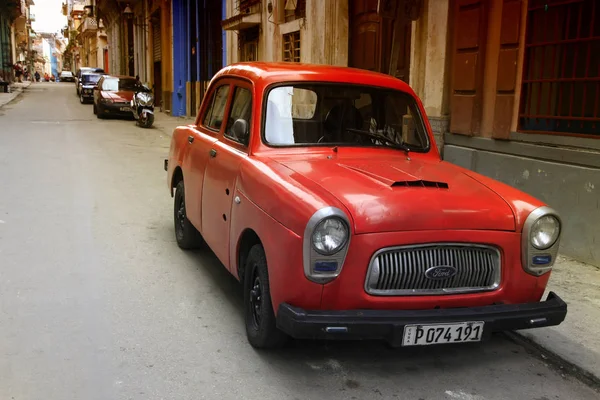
[531,215,560,249]
[311,217,348,255]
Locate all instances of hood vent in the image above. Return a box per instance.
[392,180,449,189]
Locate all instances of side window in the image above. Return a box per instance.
[203,84,230,131]
[224,87,252,145]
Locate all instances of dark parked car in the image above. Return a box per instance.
[76,67,104,95]
[93,75,147,119]
[79,72,102,104]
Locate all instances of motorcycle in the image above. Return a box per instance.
[131,85,155,128]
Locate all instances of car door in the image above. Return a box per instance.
[182,82,231,229]
[201,81,253,269]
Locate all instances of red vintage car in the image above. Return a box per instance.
[165,62,567,349]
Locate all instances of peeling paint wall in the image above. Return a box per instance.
[445,145,600,266]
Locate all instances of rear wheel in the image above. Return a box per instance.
[173,180,203,249]
[244,244,288,349]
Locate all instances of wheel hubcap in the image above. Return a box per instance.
[249,271,262,329]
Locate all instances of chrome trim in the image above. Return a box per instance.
[303,207,351,284]
[364,243,502,296]
[521,206,562,276]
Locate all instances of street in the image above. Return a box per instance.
[0,83,597,400]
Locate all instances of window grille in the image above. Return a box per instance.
[519,0,600,137]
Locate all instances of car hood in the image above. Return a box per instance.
[104,91,134,102]
[274,156,516,233]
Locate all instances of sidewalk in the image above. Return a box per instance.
[152,109,600,382]
[153,110,195,136]
[0,81,32,108]
[515,255,600,382]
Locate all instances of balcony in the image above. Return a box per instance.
[221,0,261,31]
[78,17,98,37]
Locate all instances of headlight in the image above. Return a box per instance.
[136,92,154,106]
[311,217,348,255]
[531,215,560,249]
[522,206,561,276]
[101,98,114,104]
[303,207,351,284]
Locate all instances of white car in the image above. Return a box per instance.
[59,71,75,82]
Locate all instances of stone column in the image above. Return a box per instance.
[409,0,451,154]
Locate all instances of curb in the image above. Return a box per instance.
[0,85,28,109]
[504,331,600,391]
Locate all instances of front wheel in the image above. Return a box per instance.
[80,93,85,104]
[138,112,154,128]
[244,244,288,349]
[173,180,203,249]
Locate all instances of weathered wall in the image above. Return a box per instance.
[445,142,600,266]
[409,0,451,155]
[225,0,348,66]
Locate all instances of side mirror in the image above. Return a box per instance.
[232,119,249,146]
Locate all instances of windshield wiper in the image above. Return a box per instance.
[345,128,410,153]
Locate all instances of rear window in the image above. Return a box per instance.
[82,74,101,84]
[102,78,138,91]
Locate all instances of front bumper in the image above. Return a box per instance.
[276,291,567,346]
[100,102,133,115]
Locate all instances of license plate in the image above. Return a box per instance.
[402,321,484,346]
[120,107,130,112]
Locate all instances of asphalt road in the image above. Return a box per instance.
[0,83,597,400]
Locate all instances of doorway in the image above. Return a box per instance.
[349,0,412,82]
[151,11,162,107]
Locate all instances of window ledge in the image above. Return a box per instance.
[444,133,600,169]
[280,19,302,35]
[509,131,600,152]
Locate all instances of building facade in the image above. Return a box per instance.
[0,0,35,82]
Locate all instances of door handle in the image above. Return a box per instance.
[209,149,217,158]
[188,135,194,144]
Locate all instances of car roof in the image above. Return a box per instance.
[102,74,135,80]
[213,62,414,93]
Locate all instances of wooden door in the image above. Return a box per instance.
[349,0,412,82]
[349,0,382,72]
[449,0,488,136]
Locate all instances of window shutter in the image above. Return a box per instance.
[450,0,489,136]
[492,0,522,139]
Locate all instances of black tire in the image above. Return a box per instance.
[93,104,97,114]
[80,93,85,104]
[244,244,288,349]
[173,180,203,249]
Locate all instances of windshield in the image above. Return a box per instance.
[82,74,101,84]
[102,78,140,92]
[61,71,73,76]
[263,84,429,151]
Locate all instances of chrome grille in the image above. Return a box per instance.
[364,244,501,296]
